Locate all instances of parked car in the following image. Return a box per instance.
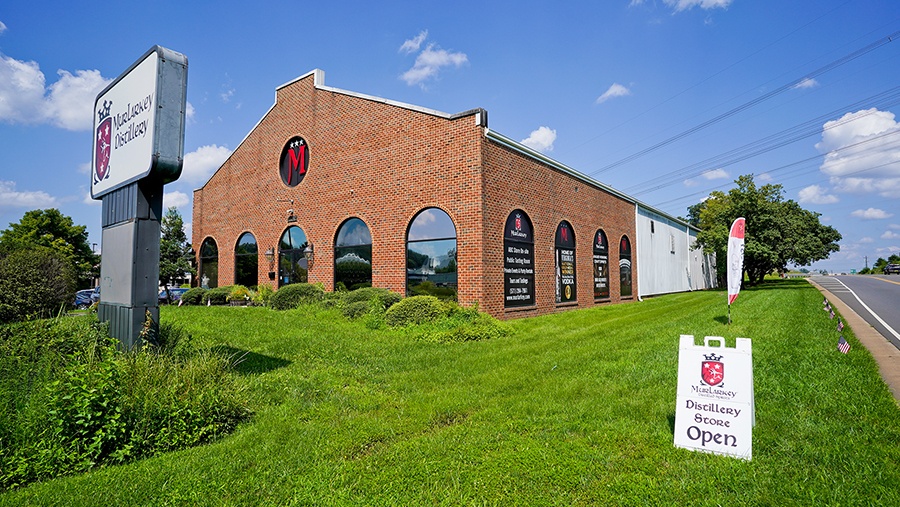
[159,287,189,304]
[885,264,900,275]
[74,287,100,309]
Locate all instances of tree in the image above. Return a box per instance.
[159,207,195,302]
[693,175,841,286]
[0,246,76,323]
[0,209,99,288]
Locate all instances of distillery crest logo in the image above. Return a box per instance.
[94,100,113,184]
[280,136,310,187]
[701,353,725,387]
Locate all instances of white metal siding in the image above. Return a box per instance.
[636,206,717,297]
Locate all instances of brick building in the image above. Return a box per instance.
[192,69,713,319]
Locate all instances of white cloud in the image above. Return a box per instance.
[859,237,874,244]
[185,101,195,122]
[0,52,110,131]
[793,78,819,90]
[882,231,900,240]
[0,180,57,208]
[77,162,92,175]
[756,172,773,182]
[664,0,733,11]
[596,83,631,104]
[798,185,839,205]
[701,168,728,180]
[399,30,428,54]
[163,191,190,209]
[400,43,468,87]
[0,21,7,34]
[520,126,557,153]
[82,189,101,206]
[889,224,900,230]
[816,108,900,198]
[181,144,233,184]
[850,208,893,220]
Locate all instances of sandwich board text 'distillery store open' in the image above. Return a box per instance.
[674,335,755,460]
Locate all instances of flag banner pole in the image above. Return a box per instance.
[726,217,746,324]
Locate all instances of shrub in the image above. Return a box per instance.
[385,295,448,326]
[433,312,511,343]
[341,287,402,310]
[342,300,370,319]
[269,283,325,310]
[202,286,233,306]
[254,285,275,307]
[0,246,76,324]
[0,315,250,491]
[227,285,252,303]
[179,287,206,306]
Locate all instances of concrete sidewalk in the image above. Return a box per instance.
[808,278,900,405]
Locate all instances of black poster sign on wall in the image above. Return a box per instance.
[555,221,576,304]
[620,235,633,297]
[593,229,609,300]
[504,211,534,307]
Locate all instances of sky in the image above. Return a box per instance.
[1,0,899,274]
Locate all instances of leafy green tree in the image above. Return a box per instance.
[693,175,841,286]
[0,209,98,289]
[158,207,194,302]
[0,246,76,323]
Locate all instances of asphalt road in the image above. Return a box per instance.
[810,275,900,351]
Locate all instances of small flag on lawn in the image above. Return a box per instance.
[830,309,835,319]
[837,319,844,332]
[838,335,850,354]
[823,297,827,305]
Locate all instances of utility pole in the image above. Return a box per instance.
[865,256,868,270]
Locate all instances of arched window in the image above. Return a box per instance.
[620,235,633,297]
[593,229,610,300]
[504,210,534,307]
[406,208,457,300]
[334,218,372,291]
[278,226,308,287]
[199,238,218,289]
[555,221,576,303]
[235,232,258,288]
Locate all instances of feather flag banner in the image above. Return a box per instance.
[726,217,745,325]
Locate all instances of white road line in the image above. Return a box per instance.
[833,278,900,341]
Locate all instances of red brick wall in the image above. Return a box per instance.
[479,142,638,318]
[192,73,485,306]
[192,72,637,319]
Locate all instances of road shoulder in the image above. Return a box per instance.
[808,278,900,405]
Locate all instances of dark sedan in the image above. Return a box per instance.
[159,288,189,305]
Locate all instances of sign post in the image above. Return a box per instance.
[91,46,187,349]
[674,335,755,460]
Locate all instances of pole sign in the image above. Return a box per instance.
[92,46,187,198]
[674,335,755,460]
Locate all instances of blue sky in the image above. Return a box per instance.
[1,0,899,273]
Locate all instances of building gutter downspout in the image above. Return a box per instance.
[636,202,643,302]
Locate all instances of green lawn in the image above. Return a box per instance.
[3,279,899,505]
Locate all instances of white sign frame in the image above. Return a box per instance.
[674,335,755,460]
[91,46,187,198]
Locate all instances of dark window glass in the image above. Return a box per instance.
[555,221,576,303]
[235,232,258,288]
[199,237,218,289]
[504,210,535,307]
[278,226,308,287]
[406,208,457,300]
[620,235,633,297]
[593,229,610,300]
[334,218,372,291]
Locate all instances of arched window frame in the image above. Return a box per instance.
[503,210,535,308]
[406,207,458,300]
[199,237,218,289]
[593,229,610,300]
[334,217,373,291]
[278,225,309,287]
[234,232,259,288]
[555,221,577,304]
[620,235,633,298]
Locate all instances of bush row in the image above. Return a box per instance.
[0,316,250,491]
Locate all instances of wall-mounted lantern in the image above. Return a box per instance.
[264,247,276,280]
[304,243,314,271]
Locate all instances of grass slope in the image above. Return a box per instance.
[3,280,898,505]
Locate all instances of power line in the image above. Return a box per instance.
[587,29,900,177]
